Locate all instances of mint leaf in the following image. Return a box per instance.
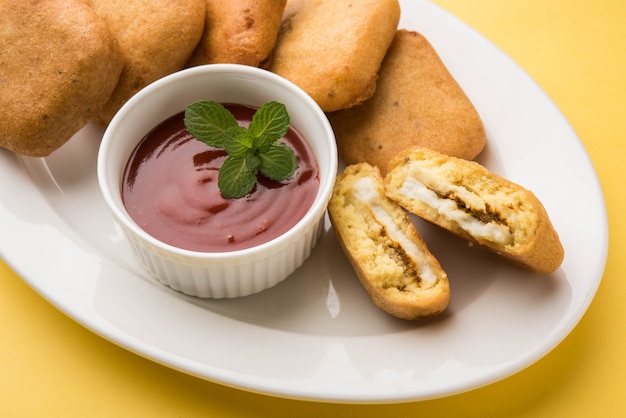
[218,156,257,199]
[245,151,260,171]
[258,141,298,181]
[184,101,238,148]
[184,100,299,199]
[254,134,277,153]
[223,126,252,158]
[248,102,290,144]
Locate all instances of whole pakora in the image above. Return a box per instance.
[265,0,400,112]
[187,0,286,67]
[84,0,206,125]
[328,30,487,173]
[0,0,124,157]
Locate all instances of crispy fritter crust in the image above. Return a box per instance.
[385,147,564,273]
[328,30,487,174]
[329,163,450,320]
[187,0,286,67]
[265,0,400,112]
[0,0,124,156]
[85,0,206,125]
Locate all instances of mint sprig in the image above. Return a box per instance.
[184,101,298,199]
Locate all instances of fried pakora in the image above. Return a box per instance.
[187,0,286,67]
[84,0,206,125]
[265,0,400,112]
[328,30,487,173]
[0,0,124,157]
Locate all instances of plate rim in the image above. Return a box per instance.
[0,0,608,403]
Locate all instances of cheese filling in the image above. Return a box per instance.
[353,176,437,287]
[399,176,513,246]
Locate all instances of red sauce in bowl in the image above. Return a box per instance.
[122,104,320,252]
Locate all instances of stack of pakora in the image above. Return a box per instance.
[1,0,486,166]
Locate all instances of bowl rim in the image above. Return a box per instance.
[97,64,337,260]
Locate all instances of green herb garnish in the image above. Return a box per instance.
[184,100,298,199]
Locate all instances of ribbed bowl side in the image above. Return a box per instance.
[118,214,324,299]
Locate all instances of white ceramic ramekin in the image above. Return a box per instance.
[97,64,337,298]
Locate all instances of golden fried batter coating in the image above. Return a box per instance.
[84,0,206,125]
[328,30,487,173]
[385,147,564,274]
[187,0,286,67]
[0,0,123,157]
[329,163,450,319]
[265,0,400,112]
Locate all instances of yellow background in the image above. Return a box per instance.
[2,1,625,416]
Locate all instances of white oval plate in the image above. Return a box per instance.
[0,0,607,403]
